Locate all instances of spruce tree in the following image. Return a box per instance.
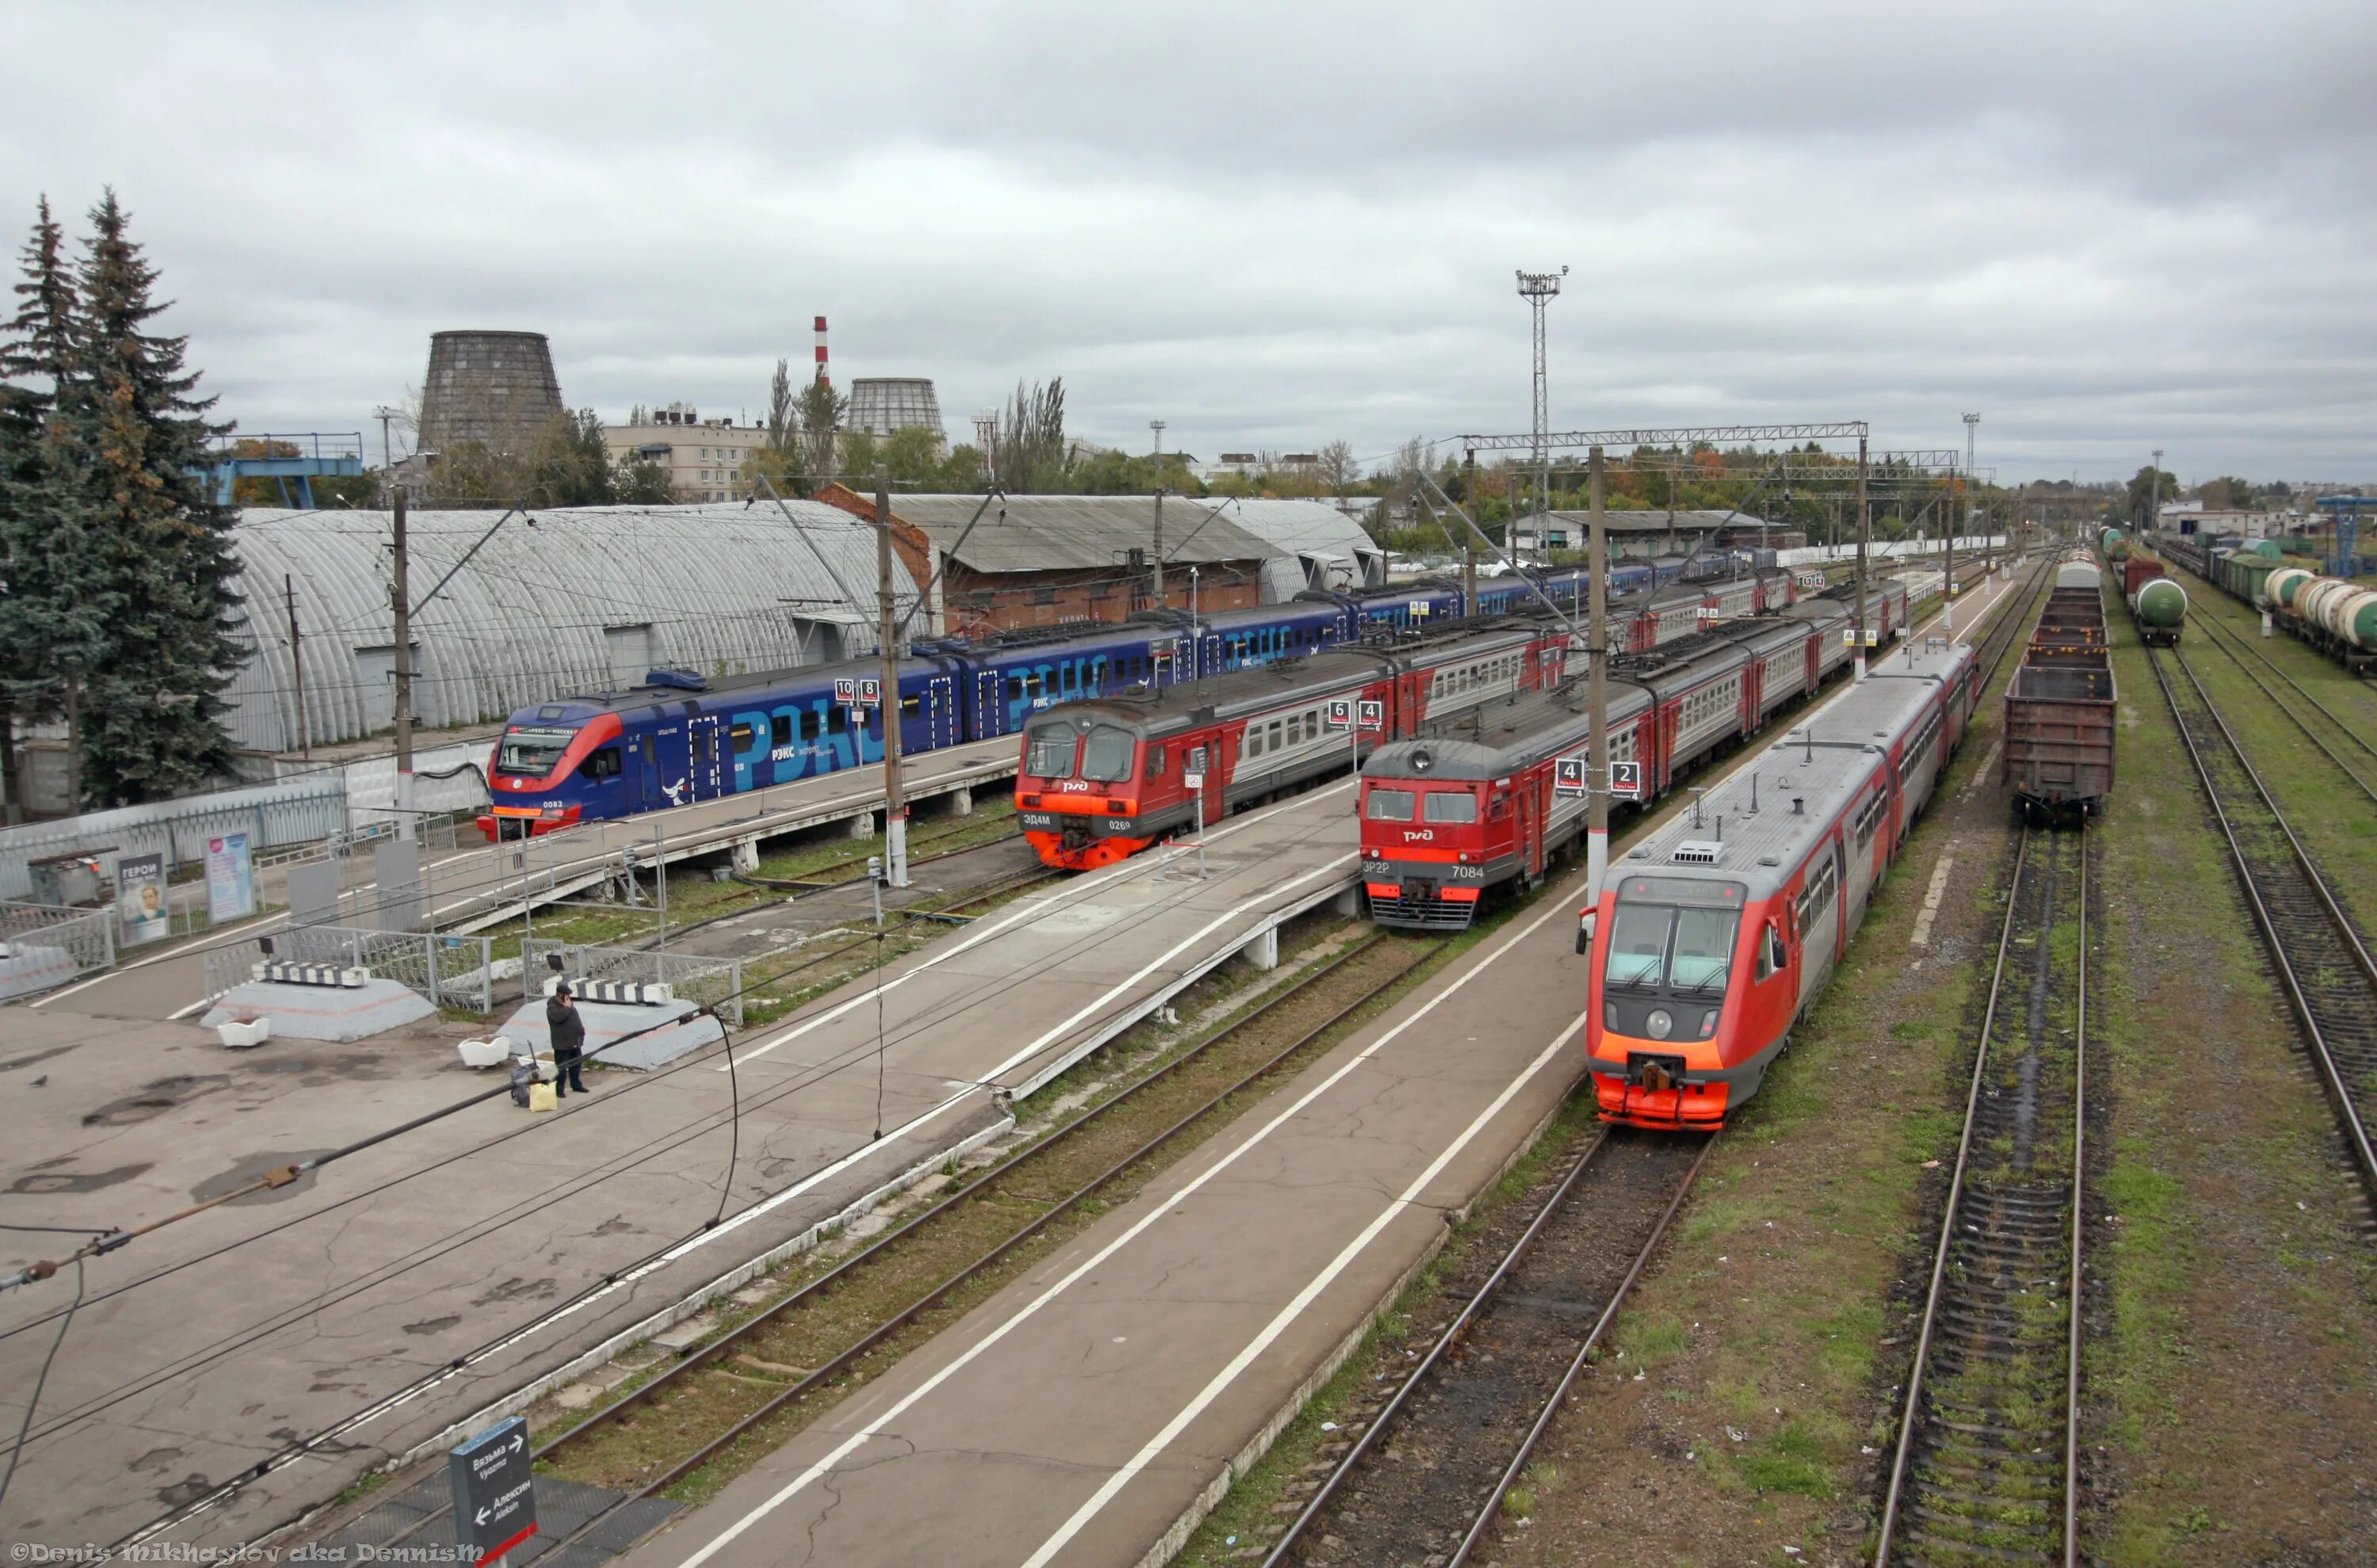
[61,189,240,806]
[0,196,107,817]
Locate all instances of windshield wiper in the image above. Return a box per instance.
[1684,967,1732,997]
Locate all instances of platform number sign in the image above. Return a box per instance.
[448,1417,536,1567]
[859,677,883,707]
[1326,696,1355,729]
[1555,757,1589,797]
[1356,700,1385,729]
[1609,760,1646,799]
[833,677,857,704]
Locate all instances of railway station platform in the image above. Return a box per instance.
[609,567,2037,1568]
[0,780,1360,1551]
[24,735,1022,1023]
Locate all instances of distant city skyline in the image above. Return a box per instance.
[4,3,2372,485]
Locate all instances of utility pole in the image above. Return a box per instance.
[1962,412,1981,572]
[391,488,415,839]
[1941,470,1956,636]
[1586,445,1610,909]
[1150,418,1165,460]
[1152,489,1166,608]
[1853,436,1870,682]
[2149,448,2164,532]
[875,467,908,888]
[1463,450,1478,611]
[285,574,310,757]
[1517,266,1566,535]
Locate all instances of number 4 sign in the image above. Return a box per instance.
[1356,700,1385,729]
[1555,756,1589,796]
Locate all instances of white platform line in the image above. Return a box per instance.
[666,893,1574,1568]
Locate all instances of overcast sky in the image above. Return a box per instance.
[5,2,2371,485]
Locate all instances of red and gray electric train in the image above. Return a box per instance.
[1356,580,1914,927]
[1578,636,1979,1129]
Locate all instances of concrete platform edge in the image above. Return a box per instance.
[1006,871,1360,1102]
[265,1108,1017,1547]
[1130,1073,1584,1568]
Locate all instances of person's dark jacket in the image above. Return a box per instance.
[547,995,587,1059]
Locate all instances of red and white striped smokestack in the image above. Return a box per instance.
[813,315,830,388]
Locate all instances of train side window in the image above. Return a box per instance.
[1150,745,1167,776]
[1756,922,1786,980]
[902,694,922,717]
[826,708,848,734]
[772,715,794,747]
[579,746,622,781]
[728,722,755,753]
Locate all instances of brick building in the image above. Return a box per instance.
[818,488,1273,637]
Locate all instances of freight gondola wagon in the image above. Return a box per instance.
[2001,562,2116,821]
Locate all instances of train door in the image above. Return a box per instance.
[633,732,660,811]
[1795,841,1845,1009]
[687,713,723,801]
[1516,780,1542,880]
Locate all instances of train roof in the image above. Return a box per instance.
[1364,681,1646,782]
[1617,639,1974,902]
[1026,622,1552,738]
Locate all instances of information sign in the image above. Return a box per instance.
[1183,772,1206,790]
[833,677,857,704]
[1356,699,1385,729]
[204,834,254,924]
[1609,760,1646,799]
[118,853,170,946]
[448,1417,537,1567]
[1325,697,1354,729]
[859,677,883,706]
[1555,757,1589,796]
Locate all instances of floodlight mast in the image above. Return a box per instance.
[1516,267,1567,522]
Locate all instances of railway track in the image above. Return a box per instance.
[319,928,1448,1563]
[2146,643,2377,1207]
[2181,605,2377,809]
[1875,822,2093,1566]
[1260,1129,1714,1568]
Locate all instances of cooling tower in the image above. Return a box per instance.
[846,377,945,441]
[418,330,566,454]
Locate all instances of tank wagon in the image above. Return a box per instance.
[2120,556,2187,647]
[1014,624,1571,869]
[2001,560,2116,821]
[1577,638,1981,1129]
[2157,532,2375,677]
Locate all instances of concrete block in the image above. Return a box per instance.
[943,786,974,818]
[198,978,437,1043]
[732,837,760,873]
[1333,886,1361,918]
[848,811,876,840]
[1235,923,1280,971]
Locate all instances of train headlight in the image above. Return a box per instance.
[1646,1009,1674,1040]
[1700,1009,1720,1037]
[1602,1001,1616,1030]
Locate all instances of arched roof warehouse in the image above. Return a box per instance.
[222,502,917,753]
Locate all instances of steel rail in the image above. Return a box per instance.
[376,931,1441,1558]
[2146,646,2377,1201]
[2184,609,2377,806]
[2065,834,2089,1567]
[1873,825,2038,1563]
[1444,1133,1719,1568]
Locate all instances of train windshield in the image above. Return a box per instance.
[1080,725,1136,783]
[1024,723,1078,778]
[1604,876,1747,996]
[1424,791,1478,823]
[1364,788,1415,822]
[496,726,576,776]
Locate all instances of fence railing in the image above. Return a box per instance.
[520,940,744,1027]
[0,901,117,999]
[200,925,495,1013]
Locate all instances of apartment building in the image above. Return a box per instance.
[603,411,771,502]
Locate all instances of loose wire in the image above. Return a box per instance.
[0,1256,82,1516]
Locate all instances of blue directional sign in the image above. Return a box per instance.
[449,1417,537,1566]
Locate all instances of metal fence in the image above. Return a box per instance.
[520,940,744,1027]
[200,925,496,1013]
[0,901,117,999]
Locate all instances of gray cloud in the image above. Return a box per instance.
[3,0,2371,482]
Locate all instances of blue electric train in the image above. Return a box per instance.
[477,553,1774,838]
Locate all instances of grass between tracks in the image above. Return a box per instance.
[527,912,1468,1508]
[2081,586,2377,1564]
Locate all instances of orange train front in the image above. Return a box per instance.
[1580,638,1979,1130]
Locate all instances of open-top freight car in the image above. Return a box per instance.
[2002,560,2116,822]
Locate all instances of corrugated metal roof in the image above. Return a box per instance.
[221,502,917,753]
[886,494,1276,575]
[1520,508,1775,533]
[1210,498,1385,597]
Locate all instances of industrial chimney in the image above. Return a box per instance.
[814,315,830,389]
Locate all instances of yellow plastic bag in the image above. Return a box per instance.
[528,1081,559,1113]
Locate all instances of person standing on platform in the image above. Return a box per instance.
[548,983,589,1096]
